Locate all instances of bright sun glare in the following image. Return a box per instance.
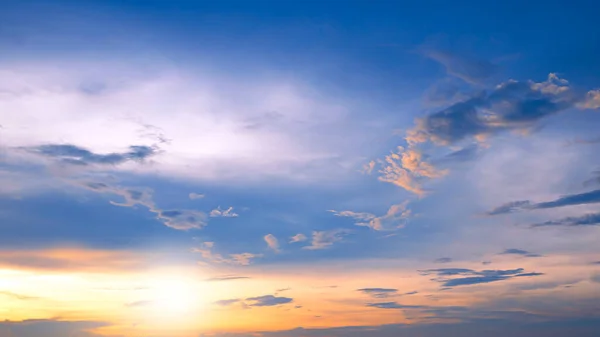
[150,278,198,315]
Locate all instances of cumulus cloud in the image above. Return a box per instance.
[499,249,542,257]
[378,147,447,195]
[192,242,262,266]
[530,212,600,228]
[209,206,239,218]
[289,234,307,243]
[245,295,293,307]
[303,229,350,250]
[264,234,280,253]
[487,189,600,215]
[21,143,159,166]
[329,201,411,231]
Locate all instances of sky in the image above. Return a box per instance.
[1,0,600,336]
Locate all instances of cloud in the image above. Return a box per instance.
[329,201,411,231]
[357,288,398,298]
[434,257,453,263]
[499,249,542,257]
[366,302,425,309]
[289,234,307,243]
[125,300,153,307]
[264,234,280,253]
[420,267,543,287]
[421,49,497,84]
[591,273,600,283]
[362,160,376,174]
[578,89,600,109]
[303,229,350,250]
[22,143,158,166]
[214,298,241,306]
[189,192,205,200]
[209,206,239,218]
[80,180,208,230]
[0,320,108,337]
[192,242,262,266]
[245,295,293,307]
[205,275,251,282]
[0,291,40,301]
[378,147,447,195]
[530,212,600,227]
[488,189,600,215]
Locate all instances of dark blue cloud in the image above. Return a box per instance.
[420,267,542,287]
[366,302,425,309]
[442,275,509,287]
[531,212,600,228]
[500,249,542,257]
[245,295,293,307]
[24,144,158,166]
[487,189,600,215]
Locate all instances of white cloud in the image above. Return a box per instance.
[210,206,239,218]
[189,192,205,200]
[264,234,280,253]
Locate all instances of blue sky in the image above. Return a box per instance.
[1,1,600,336]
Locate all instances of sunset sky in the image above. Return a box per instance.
[1,1,600,336]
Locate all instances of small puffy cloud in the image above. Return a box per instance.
[289,234,307,243]
[378,148,446,195]
[357,288,398,299]
[245,295,293,307]
[210,206,239,218]
[531,212,600,228]
[330,201,411,231]
[362,160,376,174]
[23,143,158,166]
[189,192,205,200]
[500,249,542,257]
[434,257,453,263]
[303,229,350,250]
[264,234,280,253]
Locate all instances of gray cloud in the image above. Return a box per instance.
[357,288,398,299]
[434,257,453,263]
[214,299,241,306]
[531,212,600,228]
[245,295,293,307]
[499,249,542,257]
[0,320,108,337]
[366,302,426,309]
[23,144,158,166]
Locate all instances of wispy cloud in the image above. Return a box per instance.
[189,192,205,200]
[329,201,411,231]
[192,242,262,266]
[205,275,251,282]
[434,257,453,263]
[530,212,600,227]
[21,143,159,166]
[357,288,398,299]
[420,268,543,287]
[499,249,542,257]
